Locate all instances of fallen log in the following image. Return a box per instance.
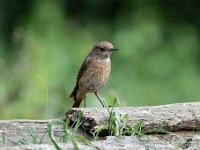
[0,102,200,149]
[67,102,200,133]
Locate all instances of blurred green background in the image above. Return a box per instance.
[0,0,200,119]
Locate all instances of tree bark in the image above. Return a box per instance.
[0,102,200,149]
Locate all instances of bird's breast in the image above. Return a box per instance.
[79,58,111,92]
[95,58,111,82]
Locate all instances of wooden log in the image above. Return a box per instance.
[0,102,200,149]
[1,135,200,150]
[67,102,200,133]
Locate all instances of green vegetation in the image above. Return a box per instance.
[1,127,46,146]
[0,115,100,150]
[105,98,144,137]
[47,114,100,150]
[27,127,46,144]
[1,128,6,145]
[0,0,200,119]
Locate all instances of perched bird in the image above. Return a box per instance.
[70,41,118,107]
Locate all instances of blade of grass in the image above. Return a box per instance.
[27,127,40,144]
[1,128,6,145]
[47,123,62,150]
[133,120,144,137]
[108,98,118,135]
[91,126,105,140]
[62,115,70,142]
[154,125,167,135]
[70,135,79,150]
[77,135,100,150]
[72,112,83,134]
[18,137,31,145]
[35,74,48,119]
[39,130,47,144]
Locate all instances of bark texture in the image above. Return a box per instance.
[0,102,200,149]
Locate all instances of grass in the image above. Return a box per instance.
[91,126,106,140]
[153,124,168,135]
[0,127,47,146]
[27,127,46,144]
[35,74,49,119]
[34,74,100,149]
[1,128,6,145]
[98,98,145,137]
[47,113,100,150]
[0,115,99,150]
[47,121,62,150]
[18,127,47,145]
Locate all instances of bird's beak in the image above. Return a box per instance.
[110,47,119,52]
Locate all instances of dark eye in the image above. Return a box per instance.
[100,47,105,52]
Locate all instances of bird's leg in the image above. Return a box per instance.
[84,96,86,108]
[95,92,105,107]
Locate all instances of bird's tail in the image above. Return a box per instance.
[70,85,84,108]
[72,99,82,107]
[70,85,78,99]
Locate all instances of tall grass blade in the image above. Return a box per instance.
[47,123,62,150]
[35,74,49,119]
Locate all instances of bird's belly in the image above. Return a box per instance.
[79,59,111,93]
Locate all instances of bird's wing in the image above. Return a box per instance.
[77,57,91,81]
[70,57,91,99]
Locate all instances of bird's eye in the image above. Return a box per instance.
[100,48,105,52]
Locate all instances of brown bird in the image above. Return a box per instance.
[70,41,118,108]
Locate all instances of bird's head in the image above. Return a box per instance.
[91,41,118,59]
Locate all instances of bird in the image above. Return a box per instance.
[70,41,118,108]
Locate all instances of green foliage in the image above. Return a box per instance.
[131,120,144,137]
[95,98,145,137]
[91,126,105,140]
[153,125,168,135]
[0,115,99,149]
[20,127,46,145]
[27,127,45,144]
[71,112,83,134]
[1,128,6,145]
[47,122,62,150]
[47,113,100,150]
[0,127,46,146]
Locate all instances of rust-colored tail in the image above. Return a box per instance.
[70,85,84,108]
[72,99,82,107]
[70,85,78,99]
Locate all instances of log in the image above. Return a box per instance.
[67,102,200,133]
[1,135,200,150]
[0,119,91,146]
[0,136,182,150]
[0,102,200,149]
